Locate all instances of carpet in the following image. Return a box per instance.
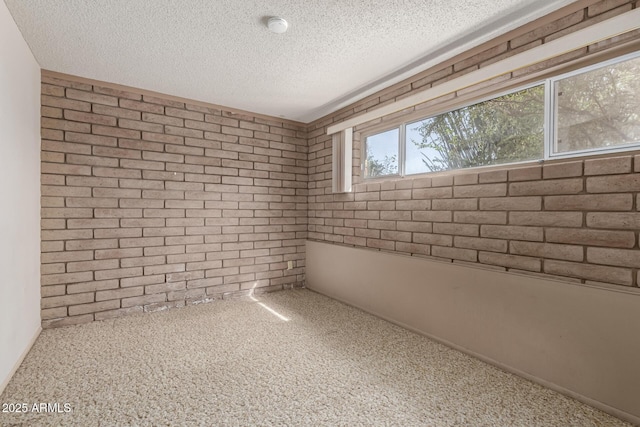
[0,289,628,426]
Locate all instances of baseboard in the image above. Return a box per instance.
[0,326,41,396]
[308,288,640,426]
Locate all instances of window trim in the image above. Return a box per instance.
[360,49,640,181]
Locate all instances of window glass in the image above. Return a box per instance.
[364,128,399,178]
[405,85,544,174]
[554,55,640,154]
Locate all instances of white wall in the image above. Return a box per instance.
[0,0,41,393]
[306,240,640,424]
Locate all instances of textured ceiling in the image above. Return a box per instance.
[5,0,574,123]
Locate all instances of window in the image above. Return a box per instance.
[551,54,640,156]
[364,128,400,178]
[405,85,544,174]
[362,51,640,179]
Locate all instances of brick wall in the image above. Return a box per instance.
[307,0,640,288]
[40,75,307,327]
[40,0,640,327]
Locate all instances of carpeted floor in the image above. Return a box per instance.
[0,289,629,426]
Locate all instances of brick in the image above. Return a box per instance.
[41,250,93,264]
[43,314,94,328]
[119,118,163,133]
[511,241,583,262]
[66,239,118,251]
[510,9,584,48]
[543,161,582,179]
[42,140,91,155]
[508,166,541,182]
[412,187,452,199]
[41,208,93,218]
[478,252,541,272]
[95,248,143,259]
[69,300,120,316]
[42,95,91,112]
[64,110,117,126]
[478,170,507,184]
[66,131,116,147]
[41,83,65,97]
[95,267,143,280]
[41,185,91,197]
[453,183,507,198]
[510,211,582,227]
[41,128,63,141]
[431,176,453,187]
[67,219,119,229]
[119,237,164,248]
[431,199,477,211]
[584,156,632,175]
[454,236,507,253]
[121,275,165,288]
[586,175,640,193]
[66,88,118,106]
[588,0,633,17]
[544,260,632,286]
[95,306,144,321]
[42,292,94,309]
[41,163,91,176]
[41,307,67,320]
[93,188,141,198]
[121,293,167,308]
[143,132,184,145]
[120,99,164,113]
[412,210,452,222]
[120,159,165,171]
[544,194,632,211]
[143,151,184,163]
[66,198,117,208]
[509,178,583,195]
[42,117,91,133]
[413,233,452,247]
[96,287,145,302]
[42,106,63,119]
[67,259,119,273]
[546,227,635,248]
[93,146,141,159]
[66,176,118,188]
[479,197,541,211]
[587,248,640,268]
[480,225,543,242]
[94,228,143,239]
[454,211,506,225]
[66,154,119,167]
[93,104,142,120]
[92,124,140,140]
[586,213,640,229]
[67,279,119,294]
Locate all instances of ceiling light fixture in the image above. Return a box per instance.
[267,17,288,34]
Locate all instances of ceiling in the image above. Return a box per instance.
[4,0,575,123]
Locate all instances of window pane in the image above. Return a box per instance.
[405,85,544,174]
[554,55,640,154]
[364,128,399,177]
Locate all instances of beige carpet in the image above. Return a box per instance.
[0,289,628,426]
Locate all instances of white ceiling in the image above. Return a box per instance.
[4,0,575,123]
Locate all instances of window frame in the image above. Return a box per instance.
[360,50,640,181]
[547,49,640,160]
[362,126,402,179]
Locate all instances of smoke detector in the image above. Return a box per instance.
[267,17,288,34]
